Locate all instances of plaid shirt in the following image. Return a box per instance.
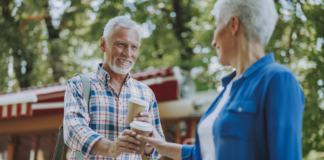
[63,63,164,160]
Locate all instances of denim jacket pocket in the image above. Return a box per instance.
[226,101,257,114]
[219,101,257,139]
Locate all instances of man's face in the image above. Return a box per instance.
[102,25,140,75]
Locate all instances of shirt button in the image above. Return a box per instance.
[118,118,122,123]
[119,102,122,105]
[238,107,242,112]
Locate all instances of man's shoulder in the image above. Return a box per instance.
[129,78,158,104]
[67,72,97,86]
[129,78,154,94]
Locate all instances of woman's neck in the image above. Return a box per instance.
[231,41,265,78]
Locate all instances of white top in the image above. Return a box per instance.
[197,77,238,160]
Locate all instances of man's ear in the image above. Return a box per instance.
[100,37,106,53]
[230,16,240,37]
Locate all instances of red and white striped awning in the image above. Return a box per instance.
[0,85,66,120]
[0,103,33,119]
[131,67,174,81]
[0,67,179,120]
[0,91,37,119]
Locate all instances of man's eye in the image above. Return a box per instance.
[132,46,138,49]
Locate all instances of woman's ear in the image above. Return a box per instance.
[100,37,106,53]
[230,16,240,37]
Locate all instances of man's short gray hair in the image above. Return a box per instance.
[212,0,278,48]
[103,16,142,45]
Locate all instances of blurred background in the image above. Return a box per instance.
[0,0,323,159]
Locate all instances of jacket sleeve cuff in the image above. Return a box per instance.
[181,145,196,160]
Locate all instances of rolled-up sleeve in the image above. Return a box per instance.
[265,71,305,160]
[181,145,196,160]
[63,77,103,158]
[146,93,165,160]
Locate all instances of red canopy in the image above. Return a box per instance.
[0,68,178,120]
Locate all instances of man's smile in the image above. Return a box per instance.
[117,58,132,66]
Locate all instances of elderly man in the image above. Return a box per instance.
[137,0,304,160]
[63,16,164,160]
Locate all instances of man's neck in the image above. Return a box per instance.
[102,62,128,96]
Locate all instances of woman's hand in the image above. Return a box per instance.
[136,135,183,160]
[136,134,167,155]
[134,111,182,159]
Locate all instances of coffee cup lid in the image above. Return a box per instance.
[128,97,149,107]
[130,121,153,132]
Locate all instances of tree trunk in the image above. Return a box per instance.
[172,0,195,71]
[43,0,66,82]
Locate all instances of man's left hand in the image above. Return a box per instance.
[133,112,151,124]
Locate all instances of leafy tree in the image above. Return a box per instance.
[0,0,37,89]
[0,0,323,158]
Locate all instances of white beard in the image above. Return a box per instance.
[109,57,134,75]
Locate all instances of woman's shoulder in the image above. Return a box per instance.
[262,62,294,76]
[259,62,300,87]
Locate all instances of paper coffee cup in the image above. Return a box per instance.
[130,121,153,154]
[126,97,149,125]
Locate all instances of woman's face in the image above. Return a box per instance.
[211,17,238,66]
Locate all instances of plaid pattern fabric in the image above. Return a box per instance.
[63,63,164,160]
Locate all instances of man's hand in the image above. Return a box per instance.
[133,112,151,124]
[91,130,141,157]
[108,129,141,157]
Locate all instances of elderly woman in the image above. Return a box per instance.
[136,0,305,159]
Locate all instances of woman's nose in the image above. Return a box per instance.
[211,40,217,48]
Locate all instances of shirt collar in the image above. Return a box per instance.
[221,52,275,86]
[221,71,237,87]
[97,63,132,87]
[242,52,275,78]
[124,74,132,87]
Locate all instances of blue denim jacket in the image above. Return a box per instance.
[182,53,305,160]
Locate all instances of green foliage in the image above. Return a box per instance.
[0,0,323,157]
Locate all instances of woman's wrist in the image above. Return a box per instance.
[162,141,171,156]
[163,142,183,160]
[144,128,161,155]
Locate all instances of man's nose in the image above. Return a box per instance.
[124,46,132,57]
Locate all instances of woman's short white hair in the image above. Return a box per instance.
[212,0,278,48]
[103,16,142,45]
